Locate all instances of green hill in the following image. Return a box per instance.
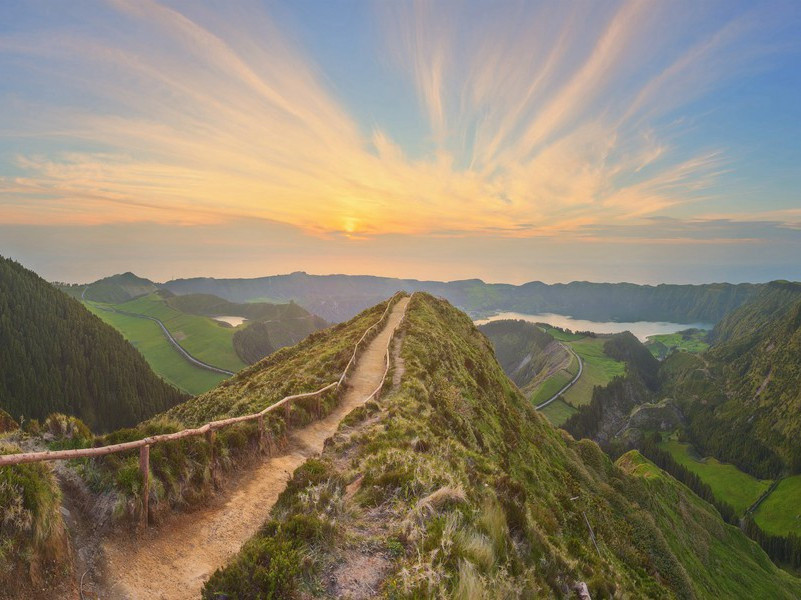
[661,282,801,478]
[164,272,761,323]
[0,256,186,432]
[79,284,328,394]
[203,293,800,598]
[477,319,568,394]
[81,272,158,303]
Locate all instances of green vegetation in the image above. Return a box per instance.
[658,436,771,515]
[562,336,625,406]
[82,271,157,303]
[0,256,186,432]
[529,368,574,406]
[85,303,226,395]
[203,294,801,599]
[64,298,399,526]
[660,282,801,478]
[755,476,801,536]
[165,272,761,323]
[112,292,247,372]
[0,442,68,593]
[538,398,576,425]
[80,286,327,393]
[646,329,710,359]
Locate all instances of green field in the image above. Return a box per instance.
[528,346,579,405]
[754,475,801,536]
[86,303,227,395]
[659,437,772,515]
[541,325,585,342]
[115,294,247,372]
[539,398,577,426]
[646,329,710,359]
[561,336,625,406]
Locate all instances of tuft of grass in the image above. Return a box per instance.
[0,443,68,590]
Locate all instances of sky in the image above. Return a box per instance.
[1,0,800,285]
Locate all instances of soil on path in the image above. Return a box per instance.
[99,297,410,600]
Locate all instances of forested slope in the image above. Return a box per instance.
[0,257,186,431]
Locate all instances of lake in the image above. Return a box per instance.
[211,315,248,327]
[474,312,712,342]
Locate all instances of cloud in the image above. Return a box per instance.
[0,0,790,242]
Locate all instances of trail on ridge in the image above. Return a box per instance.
[99,297,410,600]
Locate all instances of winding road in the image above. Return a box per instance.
[82,283,235,376]
[535,342,583,410]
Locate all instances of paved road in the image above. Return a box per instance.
[91,301,235,376]
[535,342,583,410]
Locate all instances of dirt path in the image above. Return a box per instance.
[99,297,410,600]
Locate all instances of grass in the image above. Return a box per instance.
[658,436,772,515]
[754,475,801,536]
[68,297,402,526]
[204,293,801,600]
[538,398,577,426]
[116,294,247,372]
[85,302,227,395]
[540,325,585,341]
[646,329,710,360]
[561,336,625,407]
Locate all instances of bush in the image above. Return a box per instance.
[202,537,301,599]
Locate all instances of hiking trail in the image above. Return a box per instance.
[98,297,410,599]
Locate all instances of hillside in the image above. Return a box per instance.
[204,293,800,599]
[163,271,761,324]
[81,272,158,303]
[670,282,801,476]
[79,287,327,394]
[165,292,328,360]
[0,257,186,432]
[477,319,568,394]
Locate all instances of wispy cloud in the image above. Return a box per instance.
[0,0,792,243]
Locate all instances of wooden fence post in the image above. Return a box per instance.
[284,401,292,427]
[139,444,150,528]
[258,415,265,453]
[206,429,216,484]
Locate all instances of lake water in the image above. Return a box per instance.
[474,312,712,342]
[211,315,248,327]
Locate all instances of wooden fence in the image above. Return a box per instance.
[0,292,408,527]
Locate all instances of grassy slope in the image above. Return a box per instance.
[67,298,397,526]
[754,475,801,536]
[617,451,799,599]
[562,336,625,406]
[204,294,801,599]
[116,294,246,372]
[646,330,710,359]
[538,397,577,426]
[658,437,771,515]
[84,303,226,395]
[161,299,392,427]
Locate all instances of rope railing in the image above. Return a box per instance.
[0,292,408,527]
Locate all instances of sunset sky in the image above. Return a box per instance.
[1,0,800,284]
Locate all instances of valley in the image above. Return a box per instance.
[68,274,328,395]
